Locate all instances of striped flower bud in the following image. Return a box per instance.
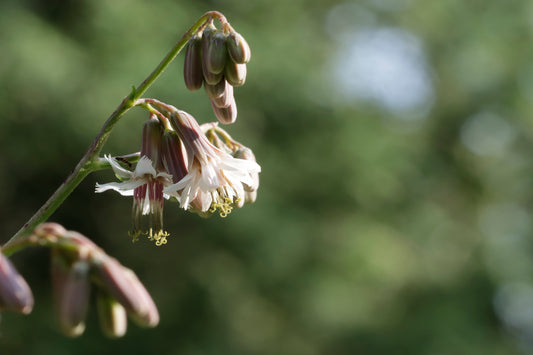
[227,32,251,64]
[204,78,227,100]
[0,251,34,315]
[206,80,233,108]
[205,32,228,75]
[94,256,159,328]
[210,96,237,125]
[201,24,223,85]
[51,255,90,337]
[183,34,203,91]
[225,61,247,87]
[96,290,127,338]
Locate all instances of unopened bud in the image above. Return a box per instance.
[122,269,159,328]
[162,132,188,184]
[51,255,90,337]
[207,81,234,108]
[204,78,226,100]
[0,252,34,314]
[96,290,127,338]
[202,24,223,85]
[94,256,159,328]
[206,32,228,75]
[141,117,164,170]
[210,97,237,125]
[225,61,247,87]
[33,222,67,238]
[227,32,251,64]
[183,34,203,91]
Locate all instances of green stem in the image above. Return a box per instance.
[2,11,220,252]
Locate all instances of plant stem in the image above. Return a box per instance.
[2,11,219,251]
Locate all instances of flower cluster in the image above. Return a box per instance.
[184,19,251,124]
[96,102,260,245]
[95,20,259,246]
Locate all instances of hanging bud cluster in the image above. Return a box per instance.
[183,19,251,124]
[33,223,159,338]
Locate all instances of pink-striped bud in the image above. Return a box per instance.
[183,34,204,91]
[51,254,90,337]
[210,98,237,125]
[94,256,159,328]
[0,252,34,314]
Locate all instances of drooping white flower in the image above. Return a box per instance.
[164,110,261,216]
[96,155,173,245]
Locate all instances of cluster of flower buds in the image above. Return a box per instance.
[184,20,251,124]
[0,249,33,315]
[34,223,159,338]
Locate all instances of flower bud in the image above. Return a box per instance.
[121,268,159,328]
[205,32,228,75]
[227,32,251,64]
[96,290,127,338]
[94,256,159,328]
[51,255,90,337]
[225,61,247,87]
[141,117,164,170]
[204,78,226,100]
[201,24,223,85]
[183,34,204,91]
[0,252,34,314]
[33,222,67,238]
[210,96,237,125]
[206,80,234,108]
[162,131,188,184]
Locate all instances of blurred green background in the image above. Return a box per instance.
[1,0,533,354]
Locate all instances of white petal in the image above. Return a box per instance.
[95,182,135,196]
[134,156,157,177]
[105,155,133,179]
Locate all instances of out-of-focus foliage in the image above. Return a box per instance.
[1,0,533,354]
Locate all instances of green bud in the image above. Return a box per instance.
[206,32,228,75]
[96,290,127,338]
[201,24,223,85]
[225,62,247,87]
[183,34,203,91]
[227,32,251,64]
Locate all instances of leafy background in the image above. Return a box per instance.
[1,0,533,354]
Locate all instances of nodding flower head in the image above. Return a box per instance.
[164,110,260,217]
[95,118,173,245]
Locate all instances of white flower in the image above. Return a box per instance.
[95,155,173,245]
[164,111,261,216]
